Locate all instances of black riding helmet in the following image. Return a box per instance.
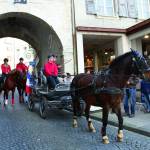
[19,57,24,61]
[4,58,8,62]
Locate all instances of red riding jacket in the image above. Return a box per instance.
[1,64,11,74]
[44,61,58,77]
[16,63,28,73]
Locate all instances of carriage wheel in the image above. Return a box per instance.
[28,100,34,111]
[39,100,47,119]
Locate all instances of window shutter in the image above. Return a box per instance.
[118,0,128,17]
[86,0,96,14]
[127,0,138,18]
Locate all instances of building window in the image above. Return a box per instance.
[14,0,27,4]
[118,0,138,18]
[95,0,115,16]
[85,0,115,16]
[136,0,150,19]
[118,0,150,19]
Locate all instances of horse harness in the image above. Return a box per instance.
[92,69,122,95]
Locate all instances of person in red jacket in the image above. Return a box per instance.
[16,57,28,73]
[1,58,11,80]
[44,54,59,90]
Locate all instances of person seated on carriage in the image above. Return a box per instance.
[1,58,11,80]
[43,54,59,90]
[123,75,139,118]
[64,72,73,83]
[25,62,36,103]
[16,57,28,74]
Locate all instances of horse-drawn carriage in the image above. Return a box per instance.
[27,82,73,119]
[0,49,149,144]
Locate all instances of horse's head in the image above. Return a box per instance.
[131,49,149,77]
[109,49,149,78]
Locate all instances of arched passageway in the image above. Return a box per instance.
[0,12,63,68]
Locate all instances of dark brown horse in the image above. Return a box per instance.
[0,69,26,106]
[16,70,27,103]
[70,50,149,144]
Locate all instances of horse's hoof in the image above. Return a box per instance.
[72,123,78,128]
[102,136,109,144]
[92,129,96,133]
[89,128,96,132]
[5,100,8,105]
[117,137,123,142]
[117,130,123,142]
[73,118,78,128]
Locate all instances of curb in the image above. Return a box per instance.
[91,115,150,137]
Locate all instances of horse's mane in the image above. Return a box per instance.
[8,69,19,75]
[109,52,131,68]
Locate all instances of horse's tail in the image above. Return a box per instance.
[70,78,76,98]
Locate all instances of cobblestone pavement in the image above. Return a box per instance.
[0,101,150,150]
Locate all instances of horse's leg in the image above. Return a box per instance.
[115,106,123,142]
[11,89,15,106]
[85,104,96,132]
[17,87,22,103]
[72,97,79,128]
[101,107,109,144]
[21,89,24,103]
[4,91,8,106]
[3,91,6,106]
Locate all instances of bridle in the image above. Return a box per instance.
[131,49,149,76]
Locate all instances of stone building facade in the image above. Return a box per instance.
[0,0,149,74]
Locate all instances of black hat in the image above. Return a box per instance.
[4,58,8,62]
[66,73,71,77]
[52,54,57,58]
[19,57,24,61]
[48,54,54,59]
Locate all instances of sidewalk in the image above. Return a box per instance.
[90,103,150,137]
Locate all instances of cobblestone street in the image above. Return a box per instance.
[0,100,150,150]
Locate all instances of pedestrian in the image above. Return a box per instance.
[43,54,59,90]
[86,70,91,74]
[64,72,73,83]
[141,70,150,113]
[123,75,139,118]
[1,58,11,80]
[16,57,28,73]
[25,62,36,103]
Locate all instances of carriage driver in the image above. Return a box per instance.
[16,57,28,73]
[1,58,11,80]
[43,54,59,90]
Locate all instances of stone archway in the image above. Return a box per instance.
[0,12,63,67]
